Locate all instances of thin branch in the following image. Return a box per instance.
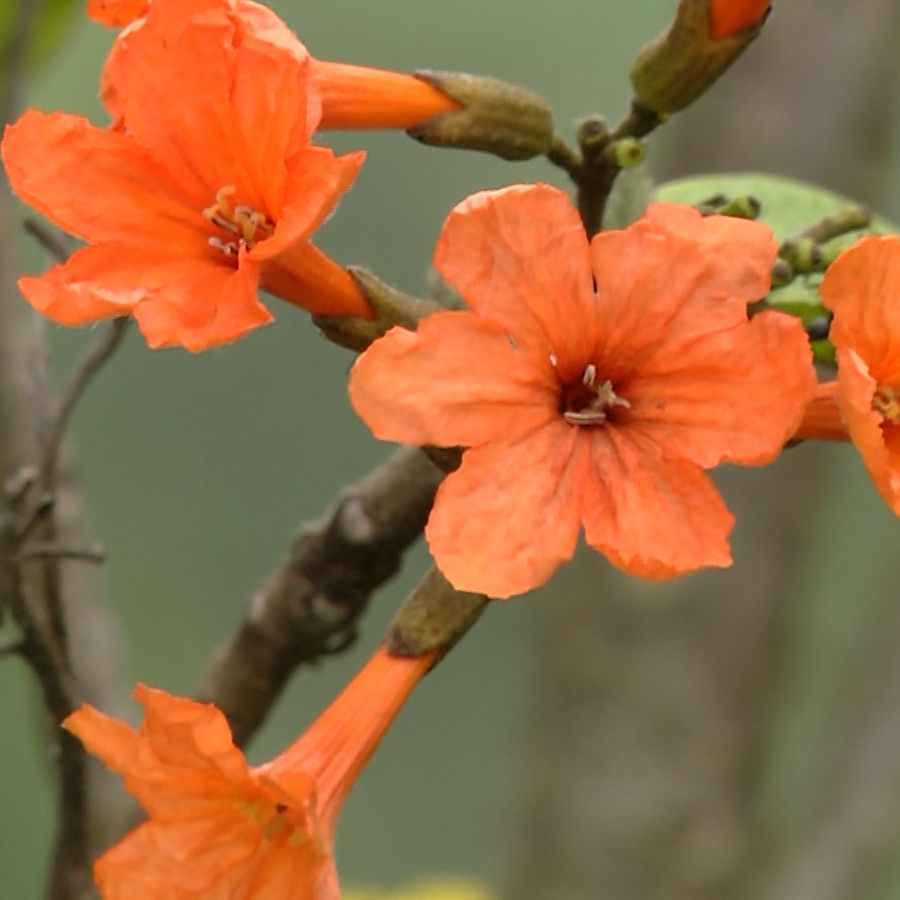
[546,103,661,236]
[24,218,71,264]
[17,542,107,564]
[40,319,129,484]
[0,637,26,657]
[196,446,444,747]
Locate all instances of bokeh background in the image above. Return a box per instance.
[3,2,900,898]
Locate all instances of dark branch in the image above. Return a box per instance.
[40,319,129,484]
[196,446,444,747]
[23,218,71,264]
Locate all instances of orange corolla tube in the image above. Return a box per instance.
[349,185,816,598]
[64,647,432,899]
[4,0,370,351]
[709,0,772,39]
[795,381,848,442]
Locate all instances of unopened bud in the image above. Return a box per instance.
[388,567,487,661]
[717,195,761,219]
[407,71,554,161]
[770,258,794,287]
[630,0,766,116]
[779,238,822,273]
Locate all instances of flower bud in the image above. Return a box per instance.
[630,0,769,116]
[407,71,554,161]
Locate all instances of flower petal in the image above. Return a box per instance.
[710,0,771,39]
[349,312,557,449]
[425,422,586,597]
[87,0,148,26]
[581,427,734,579]
[622,310,815,467]
[132,252,270,352]
[821,235,900,383]
[588,205,776,381]
[2,110,199,247]
[95,821,260,899]
[251,147,364,262]
[109,0,318,213]
[433,184,597,380]
[836,347,900,514]
[62,704,139,773]
[18,242,269,351]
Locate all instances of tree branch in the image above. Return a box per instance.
[196,446,444,747]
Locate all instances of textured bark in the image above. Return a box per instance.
[503,3,900,899]
[196,446,443,746]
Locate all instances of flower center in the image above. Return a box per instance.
[234,798,310,847]
[561,363,630,426]
[874,384,900,424]
[202,185,274,260]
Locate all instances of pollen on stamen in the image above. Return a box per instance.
[209,236,238,258]
[874,385,900,424]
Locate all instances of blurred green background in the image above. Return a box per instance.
[3,2,900,898]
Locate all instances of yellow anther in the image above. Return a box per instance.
[203,186,273,255]
[563,366,630,426]
[874,385,900,424]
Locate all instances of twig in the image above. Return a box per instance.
[546,102,661,236]
[0,515,90,899]
[40,319,129,484]
[0,637,25,657]
[24,218,71,264]
[17,542,107,564]
[196,446,444,746]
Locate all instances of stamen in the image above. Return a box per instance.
[203,211,240,235]
[597,379,631,411]
[563,367,630,427]
[209,236,238,258]
[202,185,274,252]
[874,385,900,424]
[549,353,558,368]
[564,409,609,425]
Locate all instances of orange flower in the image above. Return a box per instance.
[795,236,900,513]
[349,185,815,598]
[709,0,771,39]
[64,647,431,898]
[95,0,458,131]
[3,0,368,351]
